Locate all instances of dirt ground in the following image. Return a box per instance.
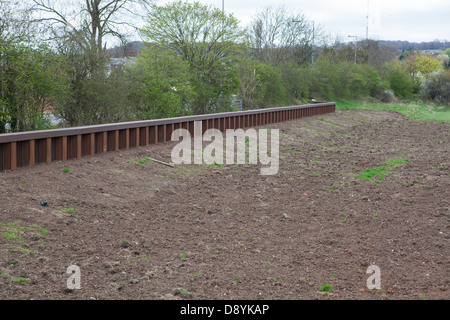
[0,110,448,300]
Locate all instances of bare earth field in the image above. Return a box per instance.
[0,110,448,300]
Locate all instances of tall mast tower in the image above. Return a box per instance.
[366,0,370,39]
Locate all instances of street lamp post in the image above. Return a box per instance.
[348,35,357,63]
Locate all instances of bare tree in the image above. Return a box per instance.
[358,39,399,70]
[32,0,151,55]
[250,5,315,66]
[29,0,151,126]
[0,0,36,45]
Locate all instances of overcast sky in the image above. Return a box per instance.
[155,0,450,43]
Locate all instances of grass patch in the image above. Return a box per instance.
[0,271,11,277]
[138,157,152,164]
[139,254,150,261]
[10,276,26,284]
[1,222,49,244]
[320,284,333,292]
[1,222,24,242]
[356,167,390,181]
[336,99,450,122]
[356,158,409,182]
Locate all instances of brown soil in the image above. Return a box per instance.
[0,110,448,300]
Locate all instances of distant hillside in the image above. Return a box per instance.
[107,41,147,58]
[106,40,450,58]
[379,40,450,51]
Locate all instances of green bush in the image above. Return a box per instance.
[309,58,346,100]
[307,58,381,101]
[387,68,415,98]
[278,62,310,103]
[126,48,196,119]
[253,63,288,108]
[238,58,288,109]
[0,42,69,132]
[420,70,450,103]
[348,63,383,98]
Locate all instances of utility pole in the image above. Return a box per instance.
[348,35,357,63]
[222,0,224,12]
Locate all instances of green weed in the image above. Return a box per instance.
[10,277,26,284]
[356,158,409,182]
[320,284,333,292]
[139,255,150,261]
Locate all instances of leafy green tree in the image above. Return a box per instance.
[404,54,444,80]
[254,62,288,108]
[414,55,444,77]
[236,56,288,109]
[443,48,450,57]
[126,46,196,119]
[0,43,69,132]
[306,57,383,101]
[277,62,310,103]
[347,63,382,98]
[53,45,132,126]
[399,50,412,61]
[386,68,415,98]
[309,58,351,100]
[140,0,250,114]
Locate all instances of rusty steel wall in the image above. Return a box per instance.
[0,102,336,171]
